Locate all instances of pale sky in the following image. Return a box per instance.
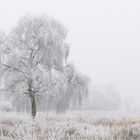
[0,0,140,102]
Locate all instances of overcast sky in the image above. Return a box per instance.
[0,0,140,102]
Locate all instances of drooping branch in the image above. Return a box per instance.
[0,61,29,79]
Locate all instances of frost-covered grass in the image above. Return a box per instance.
[0,111,140,140]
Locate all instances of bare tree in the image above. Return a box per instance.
[0,15,69,118]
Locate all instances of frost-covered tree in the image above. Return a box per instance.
[0,15,69,118]
[55,64,90,113]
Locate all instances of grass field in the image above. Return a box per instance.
[0,111,140,140]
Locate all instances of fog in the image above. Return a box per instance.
[0,0,140,103]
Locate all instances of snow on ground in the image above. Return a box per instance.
[0,111,140,140]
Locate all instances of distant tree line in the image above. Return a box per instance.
[84,85,122,111]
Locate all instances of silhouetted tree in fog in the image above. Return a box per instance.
[55,64,90,113]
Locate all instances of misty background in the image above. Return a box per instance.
[0,0,140,106]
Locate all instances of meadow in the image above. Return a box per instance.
[0,111,140,140]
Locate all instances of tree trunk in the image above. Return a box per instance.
[28,79,36,119]
[30,95,36,119]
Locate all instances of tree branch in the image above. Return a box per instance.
[1,62,29,79]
